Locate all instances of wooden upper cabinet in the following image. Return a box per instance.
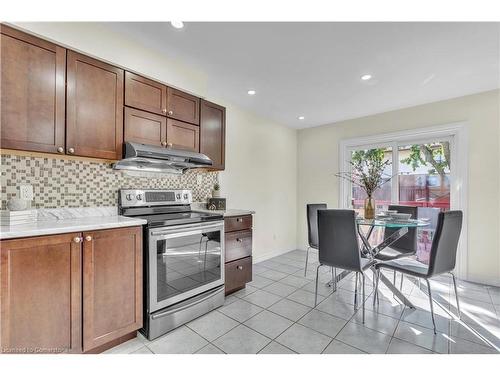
[66,51,124,159]
[0,233,82,354]
[200,99,226,170]
[125,71,167,116]
[166,119,200,152]
[167,87,200,125]
[82,227,142,352]
[124,107,166,147]
[0,25,66,154]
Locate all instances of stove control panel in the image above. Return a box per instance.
[119,189,192,208]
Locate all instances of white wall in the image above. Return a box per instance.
[13,22,299,261]
[297,90,500,285]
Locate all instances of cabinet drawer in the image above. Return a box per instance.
[224,215,252,232]
[225,229,252,263]
[225,256,252,295]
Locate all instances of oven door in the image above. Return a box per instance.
[148,221,224,312]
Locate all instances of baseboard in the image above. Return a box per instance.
[253,248,300,264]
[464,275,500,287]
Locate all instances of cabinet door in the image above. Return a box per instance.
[124,107,166,147]
[166,118,200,152]
[66,51,124,159]
[82,227,142,352]
[0,25,66,154]
[225,256,252,295]
[200,99,226,170]
[167,87,200,125]
[0,233,82,353]
[125,71,167,116]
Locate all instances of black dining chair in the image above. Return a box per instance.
[315,209,375,323]
[304,203,327,276]
[374,210,463,334]
[376,205,418,289]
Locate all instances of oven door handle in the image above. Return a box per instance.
[150,222,224,237]
[151,286,224,320]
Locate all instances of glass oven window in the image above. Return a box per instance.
[156,229,222,303]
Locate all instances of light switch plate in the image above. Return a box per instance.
[18,184,33,201]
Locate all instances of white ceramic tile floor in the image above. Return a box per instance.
[104,250,500,354]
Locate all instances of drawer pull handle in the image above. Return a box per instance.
[236,238,242,242]
[237,265,243,270]
[236,218,243,222]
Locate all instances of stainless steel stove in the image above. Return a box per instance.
[119,189,225,340]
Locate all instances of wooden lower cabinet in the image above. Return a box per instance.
[82,227,142,352]
[224,215,253,295]
[0,226,143,354]
[0,233,82,354]
[225,257,252,295]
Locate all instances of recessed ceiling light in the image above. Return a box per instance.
[361,74,372,81]
[171,21,184,29]
[247,90,256,95]
[298,116,305,120]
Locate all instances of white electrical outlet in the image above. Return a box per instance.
[18,184,33,201]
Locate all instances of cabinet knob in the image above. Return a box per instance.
[68,147,75,154]
[237,265,243,270]
[236,238,242,243]
[85,235,92,242]
[162,108,167,114]
[57,147,64,153]
[73,236,82,243]
[161,141,167,147]
[167,110,173,116]
[236,218,242,222]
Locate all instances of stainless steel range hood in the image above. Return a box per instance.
[113,142,213,174]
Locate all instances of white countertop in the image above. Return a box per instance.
[0,216,147,240]
[193,208,255,217]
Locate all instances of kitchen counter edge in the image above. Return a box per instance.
[192,208,255,218]
[0,216,148,240]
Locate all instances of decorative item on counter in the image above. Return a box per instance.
[6,198,29,211]
[335,148,394,219]
[212,182,221,198]
[207,198,226,211]
[1,209,38,226]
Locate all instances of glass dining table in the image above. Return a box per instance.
[328,217,430,309]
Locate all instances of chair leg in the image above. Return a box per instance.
[451,272,461,319]
[314,264,321,307]
[333,268,337,292]
[373,269,381,306]
[426,280,437,334]
[354,272,359,307]
[304,247,310,276]
[400,274,404,291]
[393,270,396,296]
[362,273,366,324]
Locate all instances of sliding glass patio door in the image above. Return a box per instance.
[345,137,453,264]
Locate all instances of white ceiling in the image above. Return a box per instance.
[106,22,500,129]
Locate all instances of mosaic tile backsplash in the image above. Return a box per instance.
[0,154,218,209]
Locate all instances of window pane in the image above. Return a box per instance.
[398,141,451,263]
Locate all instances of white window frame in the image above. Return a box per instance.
[338,122,469,280]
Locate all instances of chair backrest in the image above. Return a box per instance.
[384,205,418,254]
[427,210,463,277]
[306,203,327,248]
[317,209,362,272]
